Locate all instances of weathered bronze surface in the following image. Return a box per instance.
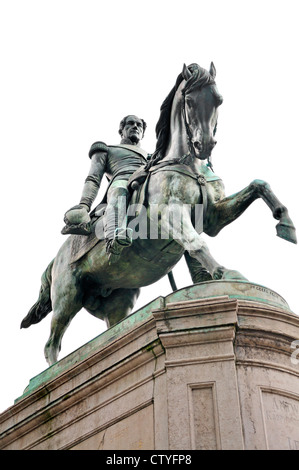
[61,115,149,262]
[21,63,297,365]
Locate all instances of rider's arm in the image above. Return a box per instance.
[79,142,108,212]
[62,142,108,235]
[79,153,106,211]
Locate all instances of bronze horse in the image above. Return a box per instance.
[21,63,296,365]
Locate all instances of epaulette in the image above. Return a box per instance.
[88,141,108,159]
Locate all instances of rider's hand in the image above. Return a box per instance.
[64,205,90,225]
[61,204,91,235]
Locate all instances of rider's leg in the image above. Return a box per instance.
[104,180,133,262]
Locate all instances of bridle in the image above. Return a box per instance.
[181,82,216,171]
[181,89,197,160]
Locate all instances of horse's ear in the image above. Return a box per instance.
[182,63,192,81]
[209,62,216,79]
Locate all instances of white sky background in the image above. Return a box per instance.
[0,0,298,413]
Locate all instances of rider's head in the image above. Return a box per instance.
[119,115,147,145]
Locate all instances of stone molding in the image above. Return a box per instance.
[0,286,298,450]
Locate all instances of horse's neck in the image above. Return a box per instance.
[164,123,211,176]
[164,91,190,161]
[164,135,189,162]
[191,158,222,184]
[192,159,211,176]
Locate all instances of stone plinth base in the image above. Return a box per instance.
[0,281,299,450]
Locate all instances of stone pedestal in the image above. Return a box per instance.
[0,281,298,450]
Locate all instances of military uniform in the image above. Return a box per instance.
[62,141,149,257]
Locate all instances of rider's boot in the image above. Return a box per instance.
[106,227,133,264]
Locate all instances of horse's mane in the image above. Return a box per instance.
[146,63,216,170]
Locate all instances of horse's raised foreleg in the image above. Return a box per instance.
[206,179,297,244]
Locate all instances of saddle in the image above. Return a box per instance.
[69,160,218,264]
[69,168,150,264]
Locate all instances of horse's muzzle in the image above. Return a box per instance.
[193,140,217,159]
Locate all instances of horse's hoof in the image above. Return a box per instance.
[212,266,225,280]
[212,267,248,281]
[276,221,297,244]
[221,270,248,281]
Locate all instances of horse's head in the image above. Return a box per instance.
[181,63,223,161]
[149,62,224,169]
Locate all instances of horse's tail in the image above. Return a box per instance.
[20,259,54,329]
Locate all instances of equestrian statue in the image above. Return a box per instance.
[21,63,297,366]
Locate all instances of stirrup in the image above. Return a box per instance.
[106,228,133,263]
[115,227,133,244]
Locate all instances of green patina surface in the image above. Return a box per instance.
[164,280,292,312]
[16,296,164,403]
[20,63,296,372]
[16,280,291,403]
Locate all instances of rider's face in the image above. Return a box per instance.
[121,116,144,144]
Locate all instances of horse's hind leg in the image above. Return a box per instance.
[165,201,247,280]
[44,278,83,365]
[85,287,140,328]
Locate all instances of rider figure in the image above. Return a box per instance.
[62,115,149,261]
